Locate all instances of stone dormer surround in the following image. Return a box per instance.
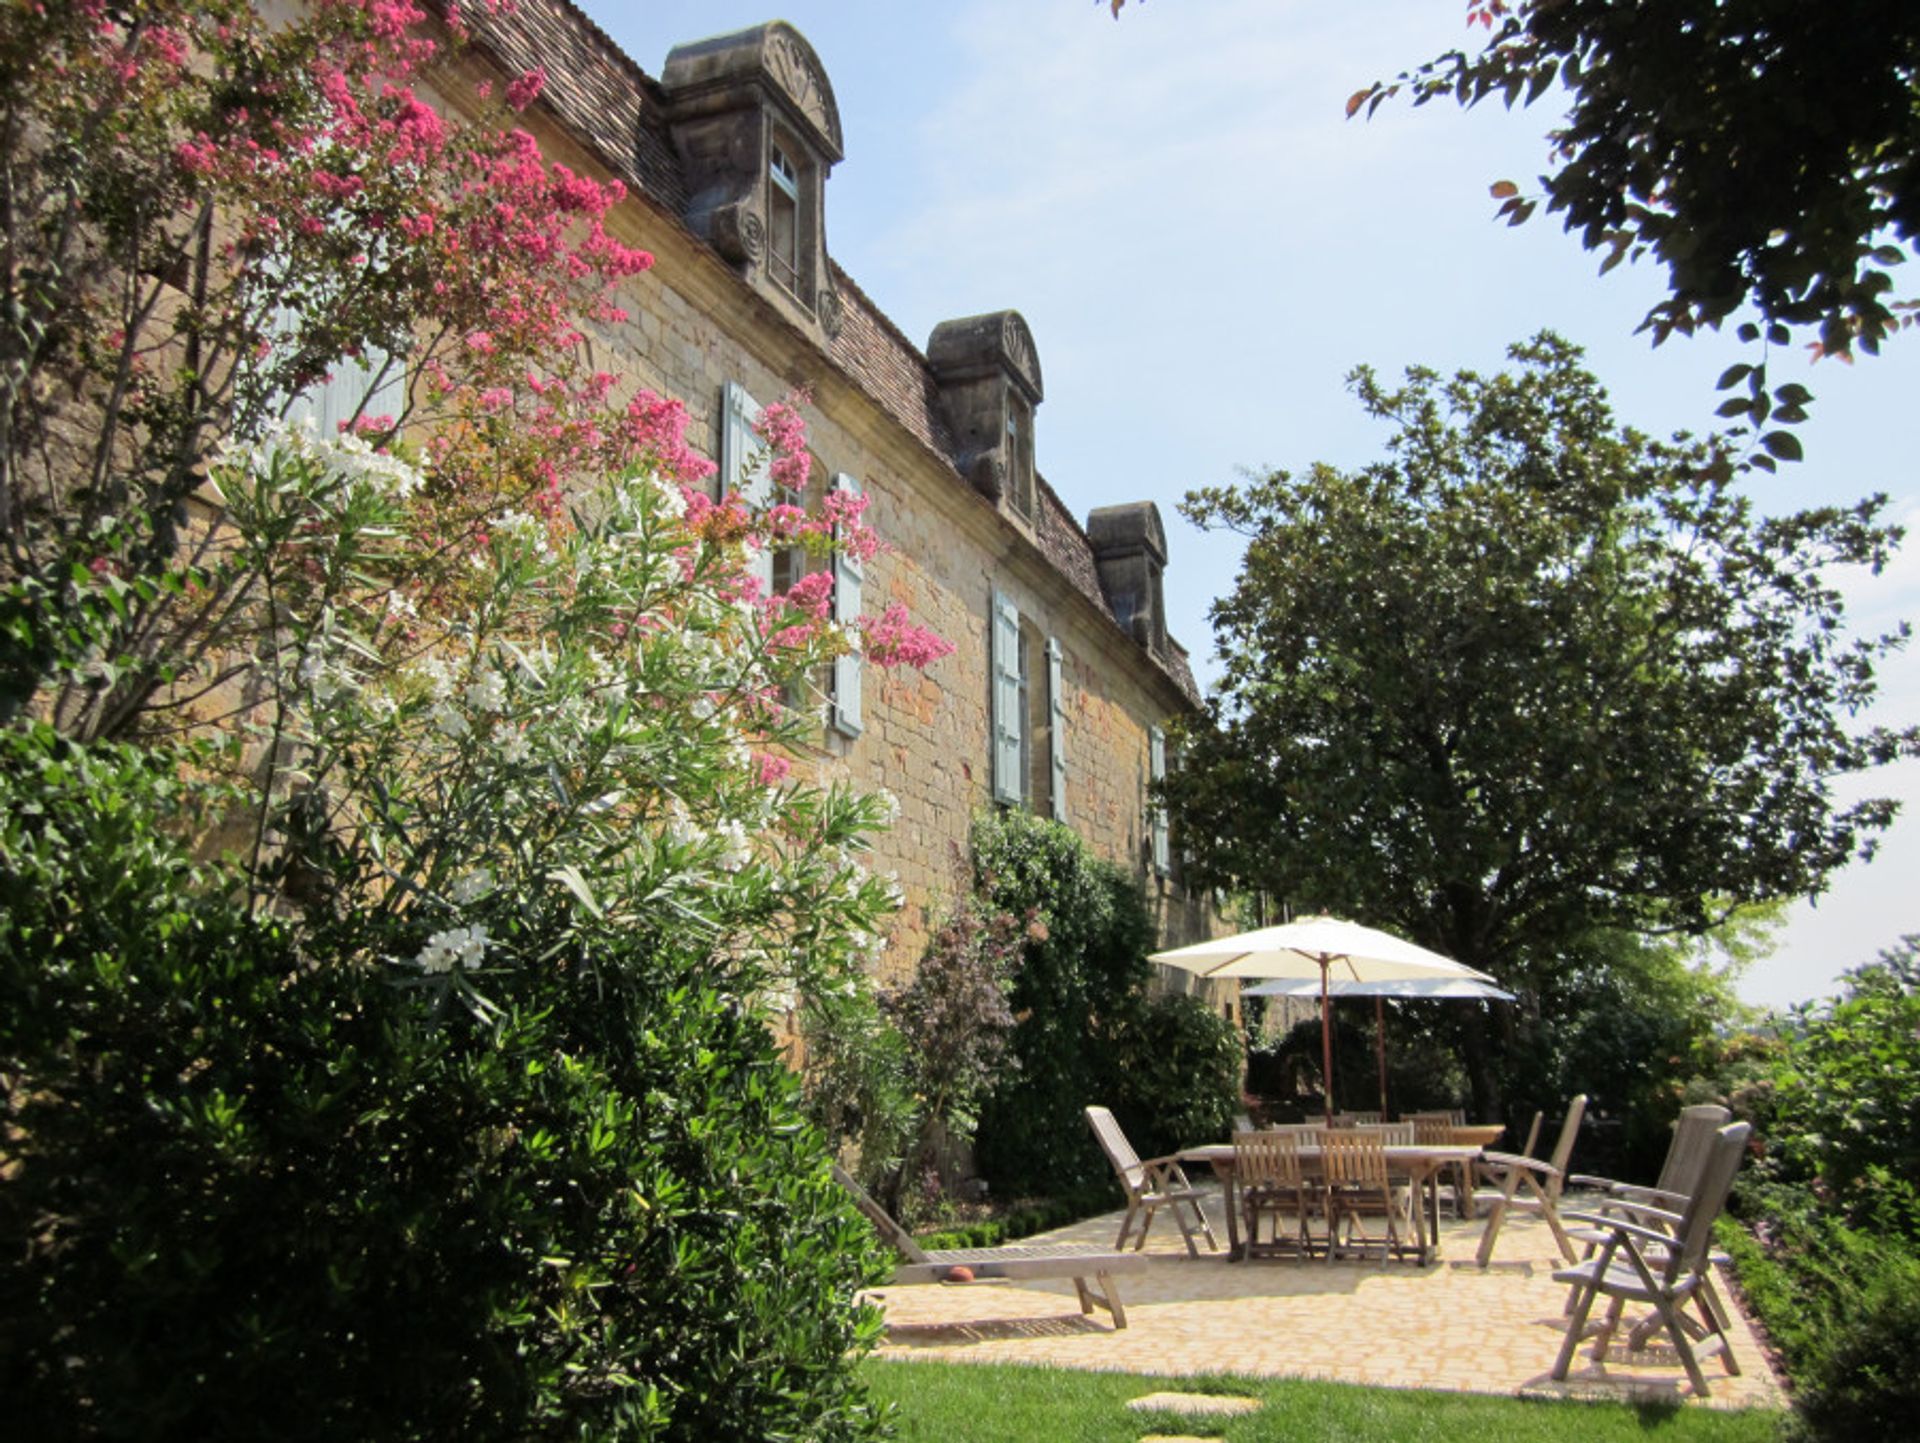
[457,0,1200,706]
[1087,503,1170,660]
[659,23,845,338]
[926,311,1043,517]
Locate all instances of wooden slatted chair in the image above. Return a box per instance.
[1563,1104,1735,1328]
[1471,1094,1587,1266]
[1551,1121,1751,1396]
[1235,1129,1321,1259]
[1084,1105,1219,1257]
[833,1164,1149,1330]
[1321,1129,1417,1263]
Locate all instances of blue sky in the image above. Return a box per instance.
[578,0,1920,1009]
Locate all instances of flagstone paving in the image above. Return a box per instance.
[867,1185,1785,1411]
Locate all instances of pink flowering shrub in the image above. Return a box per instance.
[0,2,950,1436]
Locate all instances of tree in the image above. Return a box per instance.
[1164,333,1918,1113]
[1352,1,1920,464]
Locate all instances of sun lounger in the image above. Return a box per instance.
[833,1163,1150,1328]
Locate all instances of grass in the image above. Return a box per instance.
[863,1360,1784,1442]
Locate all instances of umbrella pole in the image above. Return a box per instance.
[1375,995,1389,1117]
[1320,959,1335,1125]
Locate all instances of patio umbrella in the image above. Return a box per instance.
[1240,976,1515,1117]
[1149,916,1495,1123]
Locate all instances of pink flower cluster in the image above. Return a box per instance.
[862,603,955,670]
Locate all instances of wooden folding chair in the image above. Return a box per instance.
[1552,1121,1751,1396]
[1321,1130,1417,1263]
[1472,1094,1587,1266]
[1085,1105,1219,1256]
[1235,1129,1321,1259]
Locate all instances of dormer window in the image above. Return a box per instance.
[928,310,1045,526]
[662,24,846,339]
[768,138,802,297]
[1006,395,1034,521]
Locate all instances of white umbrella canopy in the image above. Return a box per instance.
[1151,916,1496,1121]
[1241,977,1513,1001]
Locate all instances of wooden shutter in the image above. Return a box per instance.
[831,472,863,737]
[1149,724,1170,874]
[990,590,1023,805]
[720,380,773,594]
[1047,635,1068,823]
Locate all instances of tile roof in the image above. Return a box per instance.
[461,0,1200,706]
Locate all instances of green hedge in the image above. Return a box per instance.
[0,726,887,1441]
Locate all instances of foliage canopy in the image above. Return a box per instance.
[1167,334,1915,1062]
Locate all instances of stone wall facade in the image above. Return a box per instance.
[451,5,1233,1012]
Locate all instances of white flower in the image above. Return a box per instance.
[449,870,495,905]
[493,722,530,764]
[464,667,506,713]
[430,701,470,739]
[874,788,901,826]
[415,923,488,973]
[690,696,716,721]
[654,477,687,520]
[882,871,904,908]
[714,819,751,872]
[411,655,458,702]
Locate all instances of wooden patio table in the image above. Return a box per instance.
[1180,1141,1486,1266]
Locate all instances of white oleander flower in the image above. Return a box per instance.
[449,870,495,905]
[430,701,470,739]
[415,923,488,973]
[714,819,751,872]
[493,722,531,764]
[464,667,506,713]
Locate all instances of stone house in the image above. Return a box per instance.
[433,4,1230,1010]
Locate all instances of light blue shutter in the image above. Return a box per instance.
[720,380,772,594]
[1047,636,1068,823]
[1149,724,1170,874]
[990,590,1023,805]
[831,472,863,736]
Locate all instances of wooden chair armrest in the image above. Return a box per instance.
[1567,1172,1619,1190]
[1563,1211,1684,1247]
[1581,1197,1685,1229]
[1137,1155,1196,1189]
[1613,1183,1688,1208]
[1480,1151,1562,1181]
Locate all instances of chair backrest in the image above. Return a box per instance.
[1543,1095,1588,1200]
[1085,1105,1146,1193]
[1517,1110,1544,1160]
[1661,1121,1751,1284]
[1321,1130,1389,1189]
[1347,1110,1383,1125]
[1236,1128,1306,1187]
[830,1162,931,1265]
[1233,1111,1256,1134]
[1655,1103,1734,1197]
[1329,1113,1360,1128]
[1410,1117,1452,1146]
[1359,1121,1415,1145]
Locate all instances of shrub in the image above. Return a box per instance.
[1110,993,1242,1163]
[971,809,1155,1196]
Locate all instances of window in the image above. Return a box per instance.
[1005,394,1034,521]
[990,589,1066,819]
[768,137,802,297]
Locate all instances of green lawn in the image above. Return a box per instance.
[863,1360,1784,1443]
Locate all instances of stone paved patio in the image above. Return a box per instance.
[867,1184,1785,1411]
